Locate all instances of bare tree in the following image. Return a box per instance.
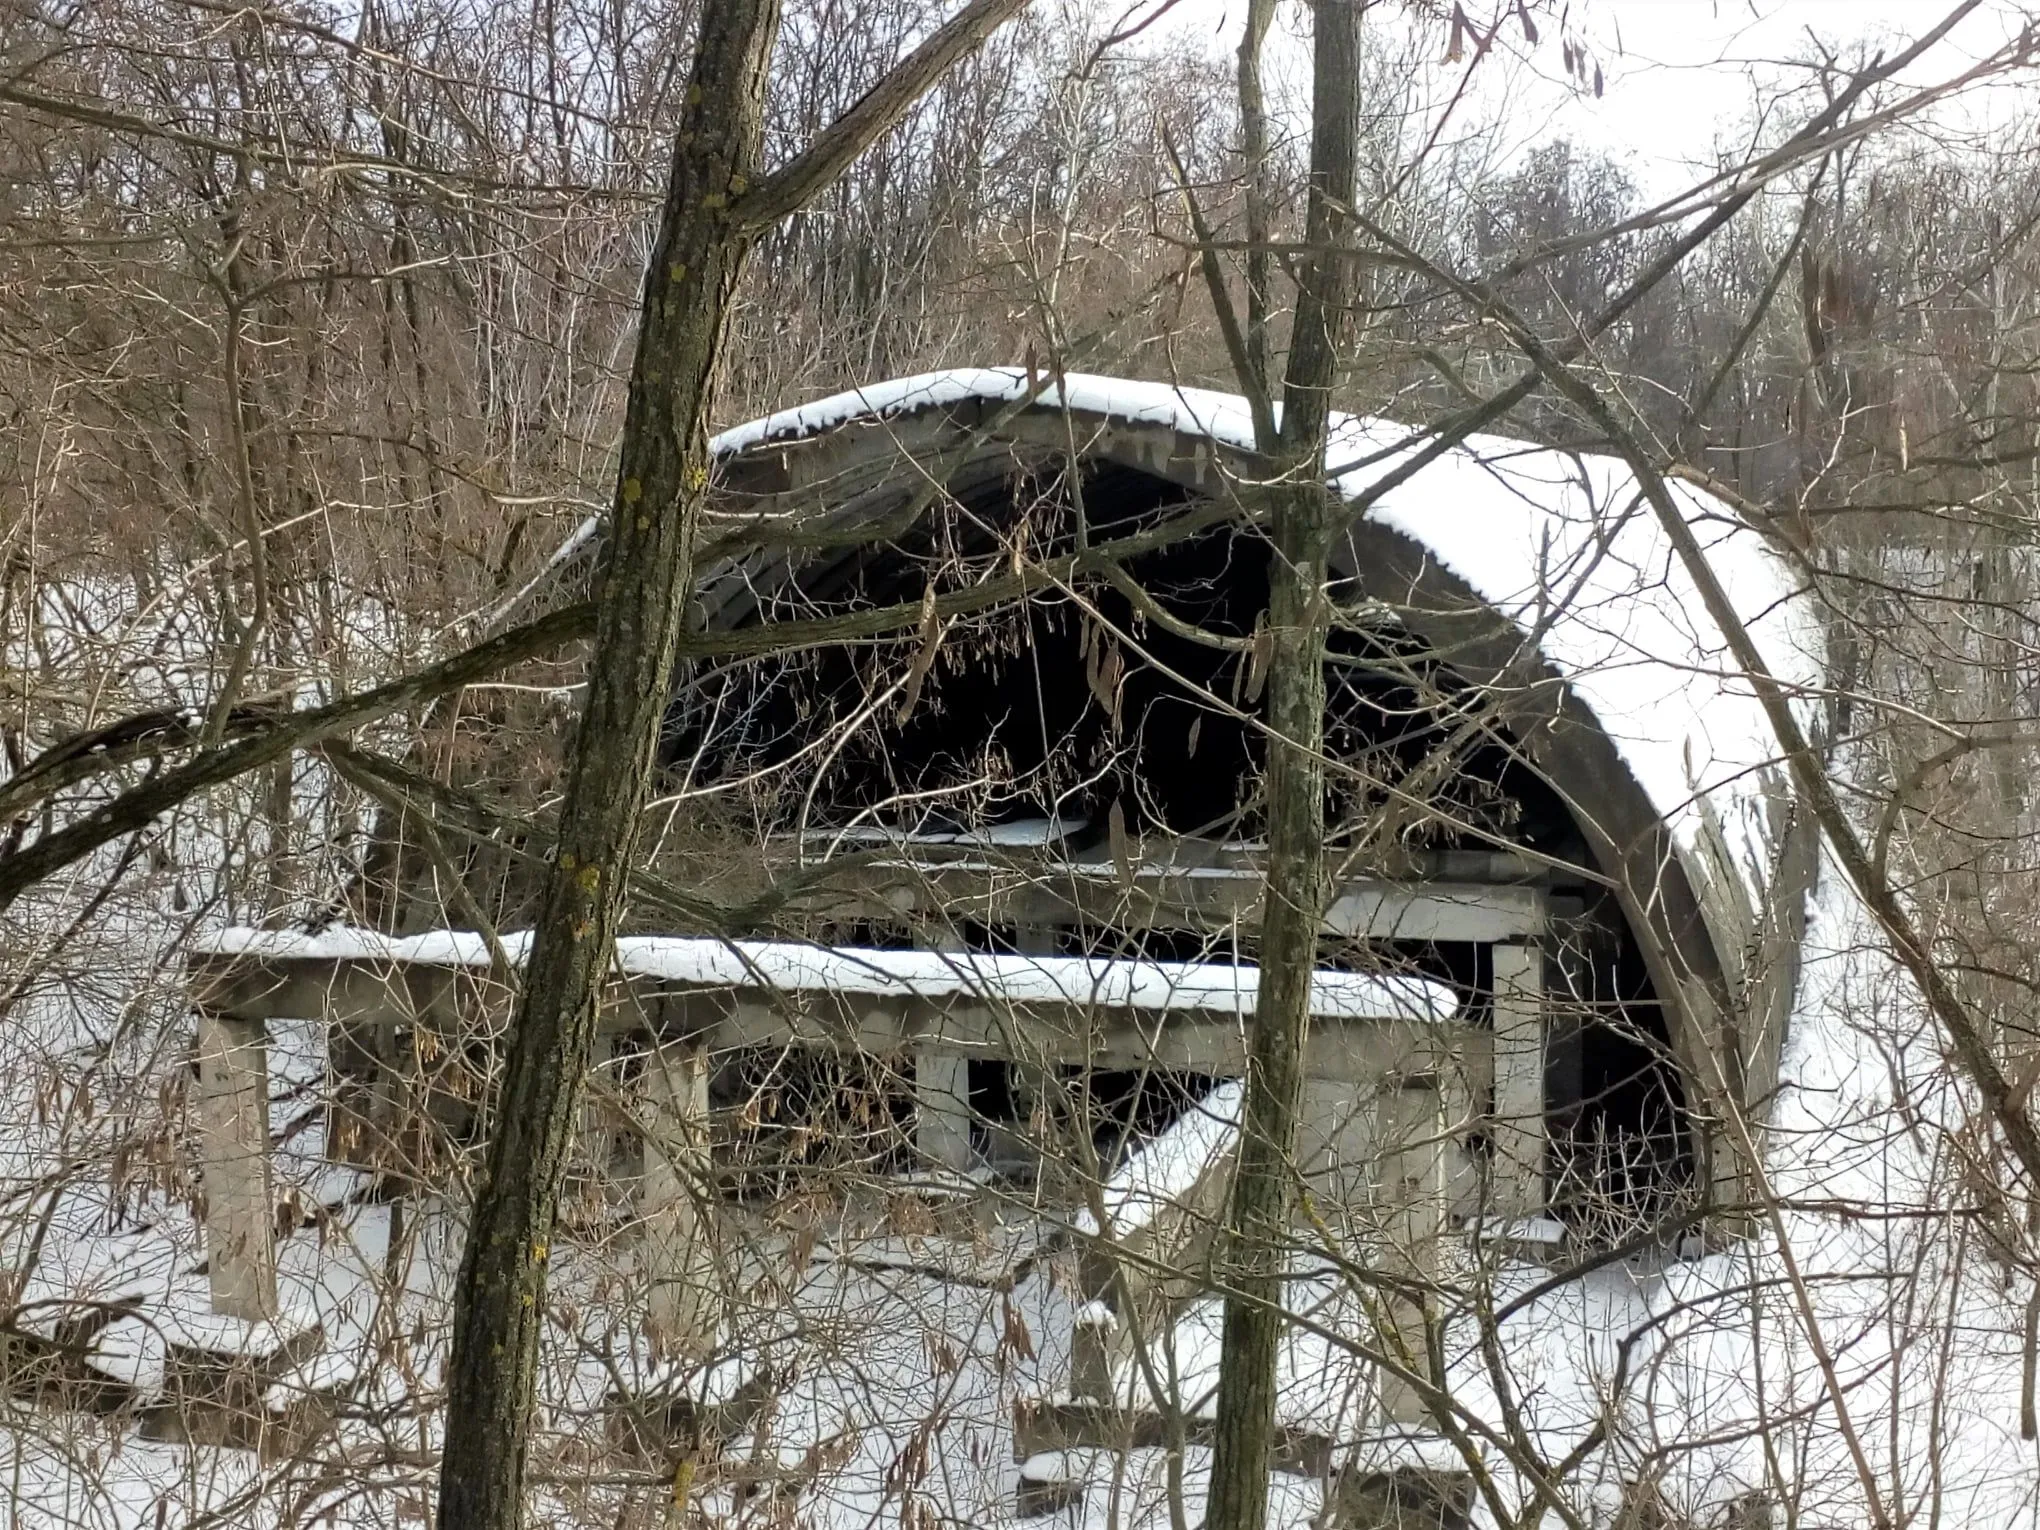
[1203,5,1360,1529]
[437,1,1030,1524]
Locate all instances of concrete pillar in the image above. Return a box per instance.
[641,1038,721,1363]
[192,1007,279,1321]
[915,926,991,1174]
[1300,1068,1450,1429]
[571,1032,622,1180]
[1375,1070,1447,1429]
[915,1049,974,1171]
[1297,1075,1377,1219]
[1489,942,1546,1219]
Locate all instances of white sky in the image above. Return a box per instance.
[1531,0,2030,187]
[1139,0,2035,194]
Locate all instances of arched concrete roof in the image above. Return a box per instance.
[531,367,1827,1193]
[705,369,1822,874]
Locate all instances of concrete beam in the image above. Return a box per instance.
[769,858,1548,946]
[191,947,1480,1086]
[662,989,1473,1085]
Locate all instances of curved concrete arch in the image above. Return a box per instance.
[678,388,1802,1202]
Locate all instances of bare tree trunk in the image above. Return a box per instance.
[432,0,1032,1521]
[1204,6,1360,1530]
[434,2,782,1524]
[1235,0,1277,404]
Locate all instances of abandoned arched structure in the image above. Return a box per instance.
[639,370,1822,1225]
[181,370,1823,1477]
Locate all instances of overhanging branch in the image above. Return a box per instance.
[731,0,1029,229]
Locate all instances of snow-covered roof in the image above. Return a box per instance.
[693,368,1821,900]
[190,928,1456,1023]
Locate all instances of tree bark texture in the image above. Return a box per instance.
[434,2,780,1524]
[1204,5,1360,1530]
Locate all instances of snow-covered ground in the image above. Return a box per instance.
[2,840,2036,1529]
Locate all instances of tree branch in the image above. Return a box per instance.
[732,0,1029,229]
[0,602,595,913]
[1161,127,1277,452]
[0,488,1271,912]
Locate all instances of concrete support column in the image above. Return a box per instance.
[1489,942,1547,1219]
[915,926,991,1174]
[1300,1068,1450,1430]
[1375,1071,1447,1429]
[1297,1074,1377,1219]
[570,1032,622,1191]
[641,1038,721,1363]
[915,1048,974,1171]
[192,1007,279,1321]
